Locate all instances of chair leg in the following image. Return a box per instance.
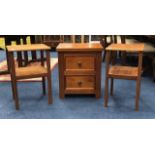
[42,77,46,95]
[135,79,141,111]
[104,77,109,107]
[11,80,15,100]
[47,75,52,104]
[12,80,19,110]
[110,78,114,96]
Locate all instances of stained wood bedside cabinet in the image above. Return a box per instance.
[56,43,103,98]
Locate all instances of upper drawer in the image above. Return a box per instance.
[65,55,95,71]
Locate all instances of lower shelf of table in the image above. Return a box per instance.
[108,66,139,80]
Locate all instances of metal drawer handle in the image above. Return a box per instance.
[77,61,82,67]
[78,81,83,86]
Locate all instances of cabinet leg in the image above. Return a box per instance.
[95,92,100,99]
[60,92,65,99]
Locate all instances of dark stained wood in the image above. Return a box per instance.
[6,44,52,110]
[104,51,111,107]
[104,43,144,111]
[65,55,95,71]
[106,43,144,52]
[95,52,102,98]
[57,43,103,52]
[46,50,52,104]
[135,52,143,111]
[7,44,50,52]
[58,53,65,99]
[15,66,47,79]
[40,51,46,95]
[66,76,95,90]
[108,66,139,80]
[9,52,19,110]
[57,43,103,98]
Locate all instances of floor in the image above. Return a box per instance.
[0,50,155,119]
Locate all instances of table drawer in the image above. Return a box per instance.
[65,76,95,90]
[65,55,95,71]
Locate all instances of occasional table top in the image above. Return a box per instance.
[7,44,51,52]
[106,43,144,52]
[56,43,103,52]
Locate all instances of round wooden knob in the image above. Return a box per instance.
[77,62,82,67]
[78,81,82,86]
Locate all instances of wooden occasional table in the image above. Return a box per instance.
[6,44,52,110]
[105,43,144,111]
[57,43,103,98]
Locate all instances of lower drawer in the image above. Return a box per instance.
[65,76,95,93]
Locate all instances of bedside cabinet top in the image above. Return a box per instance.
[56,43,103,52]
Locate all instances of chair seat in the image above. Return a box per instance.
[16,66,47,78]
[108,66,138,80]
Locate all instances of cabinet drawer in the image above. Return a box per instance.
[65,55,95,71]
[65,76,95,91]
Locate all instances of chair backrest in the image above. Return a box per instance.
[0,38,6,50]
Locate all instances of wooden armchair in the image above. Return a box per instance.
[104,43,144,111]
[6,44,52,110]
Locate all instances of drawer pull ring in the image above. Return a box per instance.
[78,81,82,86]
[77,62,82,67]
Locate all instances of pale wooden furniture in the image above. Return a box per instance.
[6,44,52,110]
[57,43,103,98]
[104,43,144,111]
